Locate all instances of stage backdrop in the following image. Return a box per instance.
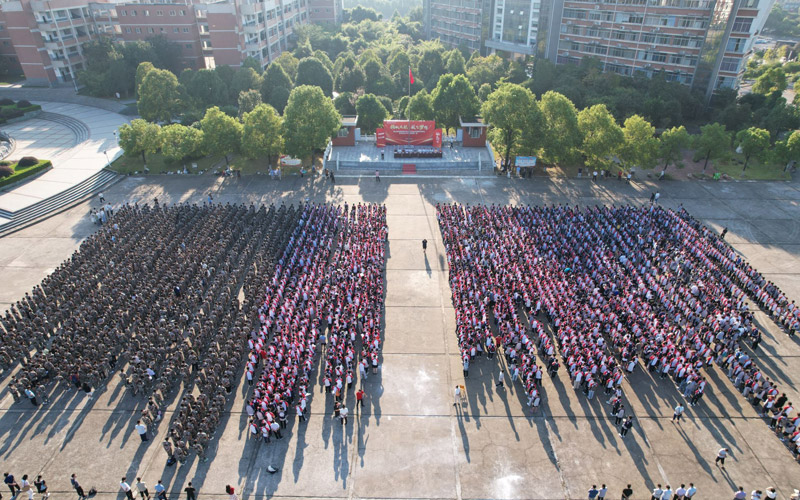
[376,120,441,147]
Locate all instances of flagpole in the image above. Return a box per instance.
[408,65,411,148]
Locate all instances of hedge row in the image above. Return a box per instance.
[0,159,52,189]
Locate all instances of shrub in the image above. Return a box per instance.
[0,98,14,106]
[0,109,23,119]
[17,156,39,167]
[0,164,13,178]
[0,161,11,166]
[16,100,32,108]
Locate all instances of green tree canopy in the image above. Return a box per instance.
[262,63,293,103]
[335,60,366,93]
[417,46,445,91]
[295,57,334,96]
[406,89,434,120]
[539,91,582,165]
[186,69,228,110]
[445,49,466,76]
[620,115,658,171]
[334,92,357,115]
[241,103,283,162]
[137,68,182,123]
[135,61,155,96]
[735,126,770,171]
[658,125,691,170]
[467,54,506,89]
[268,86,291,114]
[578,104,624,170]
[118,119,161,163]
[282,85,341,160]
[431,74,480,132]
[160,124,204,162]
[482,83,541,169]
[232,67,263,97]
[752,67,787,97]
[355,94,388,135]
[274,52,299,82]
[692,122,731,171]
[200,106,243,164]
[238,89,263,119]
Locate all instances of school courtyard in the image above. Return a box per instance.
[0,172,798,499]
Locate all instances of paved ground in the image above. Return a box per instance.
[0,173,799,499]
[0,102,127,215]
[0,87,132,113]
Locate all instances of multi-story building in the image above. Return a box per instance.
[422,0,487,52]
[424,0,774,101]
[307,0,342,25]
[0,0,310,85]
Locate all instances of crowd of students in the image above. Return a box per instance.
[437,203,799,457]
[245,203,387,443]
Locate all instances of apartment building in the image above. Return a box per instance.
[0,0,310,85]
[307,0,342,24]
[423,0,775,100]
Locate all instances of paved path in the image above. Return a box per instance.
[0,174,798,499]
[0,87,131,113]
[0,102,127,219]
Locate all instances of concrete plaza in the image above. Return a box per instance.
[0,173,798,499]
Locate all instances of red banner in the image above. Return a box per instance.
[383,120,436,146]
[433,129,442,148]
[376,128,386,148]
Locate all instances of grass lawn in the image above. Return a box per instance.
[0,160,52,188]
[109,154,221,175]
[714,155,792,181]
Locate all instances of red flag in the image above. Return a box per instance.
[409,67,414,85]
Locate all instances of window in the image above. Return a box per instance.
[742,0,758,7]
[125,27,131,33]
[183,27,189,32]
[726,37,745,53]
[131,10,137,16]
[185,43,193,48]
[156,10,163,16]
[169,10,176,16]
[180,10,186,15]
[144,10,150,16]
[720,57,740,72]
[121,10,127,16]
[147,27,154,33]
[651,52,667,62]
[173,27,179,33]
[135,27,141,33]
[469,127,482,139]
[731,17,752,33]
[337,127,349,137]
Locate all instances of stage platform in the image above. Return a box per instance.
[328,141,492,171]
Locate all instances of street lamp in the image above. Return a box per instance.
[104,150,110,168]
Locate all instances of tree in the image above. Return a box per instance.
[232,67,263,97]
[282,85,341,161]
[137,68,182,123]
[118,119,161,164]
[539,91,582,165]
[355,94,388,135]
[482,83,541,170]
[268,87,291,114]
[406,90,435,120]
[388,50,411,77]
[238,89,263,119]
[135,61,155,96]
[295,57,334,96]
[693,123,731,171]
[241,104,283,163]
[200,106,243,165]
[160,124,204,162]
[578,104,624,170]
[466,54,506,89]
[262,63,293,102]
[432,74,480,132]
[445,49,466,76]
[735,127,770,171]
[417,46,445,91]
[241,56,262,73]
[186,69,227,110]
[274,52,299,83]
[336,60,366,93]
[658,125,690,170]
[334,92,357,115]
[620,115,658,171]
[787,129,800,167]
[752,67,787,97]
[478,83,492,102]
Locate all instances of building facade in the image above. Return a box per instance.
[307,0,342,25]
[0,0,311,85]
[423,0,775,100]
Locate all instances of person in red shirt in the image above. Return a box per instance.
[356,389,365,411]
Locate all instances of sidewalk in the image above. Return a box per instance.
[0,87,131,114]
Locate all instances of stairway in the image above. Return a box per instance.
[37,112,90,145]
[0,169,120,237]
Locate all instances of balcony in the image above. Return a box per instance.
[243,21,264,33]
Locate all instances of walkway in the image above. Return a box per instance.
[0,101,127,229]
[0,87,130,113]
